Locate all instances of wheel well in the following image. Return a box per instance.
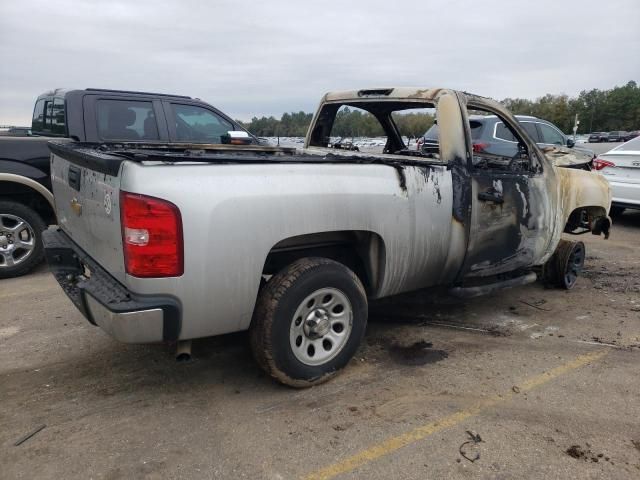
[262,231,386,295]
[0,181,56,225]
[564,205,610,237]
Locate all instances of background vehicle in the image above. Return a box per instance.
[593,136,640,215]
[417,115,594,166]
[624,130,639,141]
[0,88,254,278]
[43,87,611,387]
[608,131,627,142]
[589,132,610,143]
[0,126,32,136]
[329,137,359,151]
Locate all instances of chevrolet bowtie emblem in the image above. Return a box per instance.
[70,198,82,216]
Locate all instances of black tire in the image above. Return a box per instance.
[0,200,46,279]
[250,257,368,388]
[542,240,585,290]
[609,206,625,217]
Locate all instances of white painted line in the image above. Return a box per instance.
[422,322,493,334]
[571,340,623,349]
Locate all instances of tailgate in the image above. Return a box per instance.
[49,144,126,282]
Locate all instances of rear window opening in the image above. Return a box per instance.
[308,101,442,162]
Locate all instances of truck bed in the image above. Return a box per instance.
[47,141,443,176]
[48,139,455,340]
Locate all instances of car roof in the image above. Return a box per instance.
[467,114,540,123]
[36,88,192,101]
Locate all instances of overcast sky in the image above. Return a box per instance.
[1,0,639,125]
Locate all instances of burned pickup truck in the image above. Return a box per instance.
[43,87,611,387]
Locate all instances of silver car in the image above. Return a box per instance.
[594,136,640,215]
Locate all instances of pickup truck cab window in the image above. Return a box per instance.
[171,104,233,143]
[32,97,54,134]
[96,99,159,141]
[31,99,46,131]
[310,100,443,162]
[470,109,533,173]
[51,98,66,136]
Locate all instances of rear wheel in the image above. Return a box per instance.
[250,258,367,387]
[0,201,46,278]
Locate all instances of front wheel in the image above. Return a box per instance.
[0,201,46,278]
[543,240,585,290]
[250,258,368,387]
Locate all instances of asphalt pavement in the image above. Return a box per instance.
[1,207,639,480]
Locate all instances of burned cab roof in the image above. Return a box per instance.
[322,87,450,103]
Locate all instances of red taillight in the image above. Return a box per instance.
[593,157,615,171]
[473,142,488,153]
[120,191,183,278]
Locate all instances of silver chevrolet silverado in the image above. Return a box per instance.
[43,87,611,387]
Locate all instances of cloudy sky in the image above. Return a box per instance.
[1,0,638,125]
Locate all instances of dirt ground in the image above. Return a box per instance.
[1,211,639,480]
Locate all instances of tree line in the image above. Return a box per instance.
[237,81,639,137]
[502,80,640,133]
[237,108,435,138]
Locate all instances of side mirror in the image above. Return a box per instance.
[567,138,575,148]
[221,131,253,145]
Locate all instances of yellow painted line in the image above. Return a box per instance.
[303,349,608,480]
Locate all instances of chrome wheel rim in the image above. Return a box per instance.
[289,287,353,366]
[0,214,36,268]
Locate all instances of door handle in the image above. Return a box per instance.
[478,190,504,204]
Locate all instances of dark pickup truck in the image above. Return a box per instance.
[0,88,253,278]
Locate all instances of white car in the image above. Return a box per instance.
[594,136,640,215]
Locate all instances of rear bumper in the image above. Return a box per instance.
[42,227,181,343]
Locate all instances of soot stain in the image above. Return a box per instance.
[388,340,448,366]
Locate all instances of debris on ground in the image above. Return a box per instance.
[512,386,521,393]
[332,422,353,432]
[487,326,510,337]
[459,430,483,463]
[14,424,46,446]
[520,299,552,311]
[388,340,448,366]
[565,444,613,463]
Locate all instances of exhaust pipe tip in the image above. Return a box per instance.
[175,340,192,363]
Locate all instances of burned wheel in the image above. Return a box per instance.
[544,240,585,290]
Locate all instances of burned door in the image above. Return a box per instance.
[460,103,548,278]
